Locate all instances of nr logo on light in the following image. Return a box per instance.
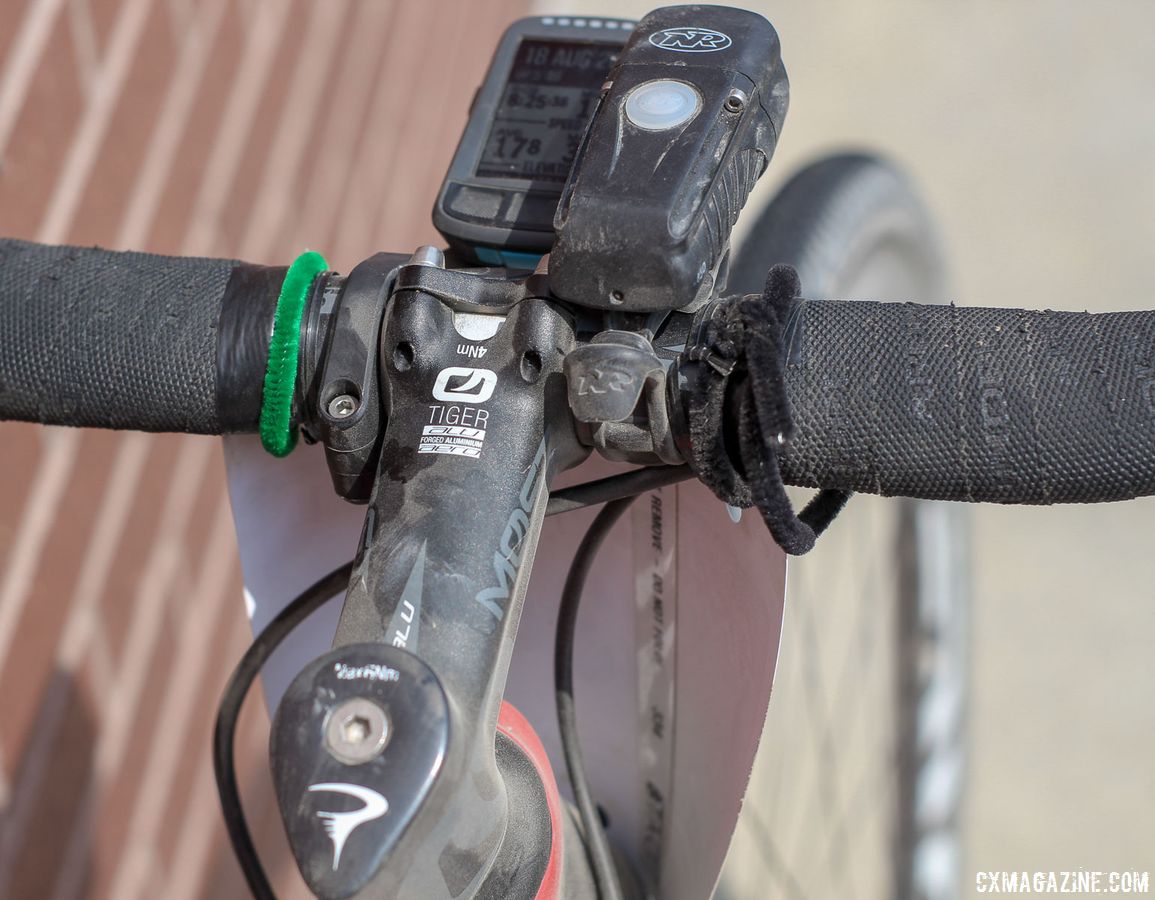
[648,27,732,53]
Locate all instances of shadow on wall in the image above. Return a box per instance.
[0,668,96,897]
[0,665,310,898]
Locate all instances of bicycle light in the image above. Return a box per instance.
[549,5,789,312]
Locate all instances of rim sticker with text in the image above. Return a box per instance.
[633,487,678,892]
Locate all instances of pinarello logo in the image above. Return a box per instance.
[648,27,732,53]
[309,782,389,870]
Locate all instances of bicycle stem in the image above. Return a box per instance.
[270,266,588,898]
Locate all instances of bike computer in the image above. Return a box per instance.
[432,16,632,267]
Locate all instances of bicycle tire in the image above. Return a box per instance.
[716,152,970,900]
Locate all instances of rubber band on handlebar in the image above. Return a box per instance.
[259,250,328,457]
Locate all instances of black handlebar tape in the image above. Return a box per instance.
[0,238,285,434]
[779,299,1155,504]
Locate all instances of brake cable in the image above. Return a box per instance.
[213,561,354,899]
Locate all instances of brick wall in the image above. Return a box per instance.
[0,1,527,896]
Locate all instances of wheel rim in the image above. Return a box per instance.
[716,154,970,900]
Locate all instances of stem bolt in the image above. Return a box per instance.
[328,394,359,419]
[408,245,445,268]
[325,697,390,765]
